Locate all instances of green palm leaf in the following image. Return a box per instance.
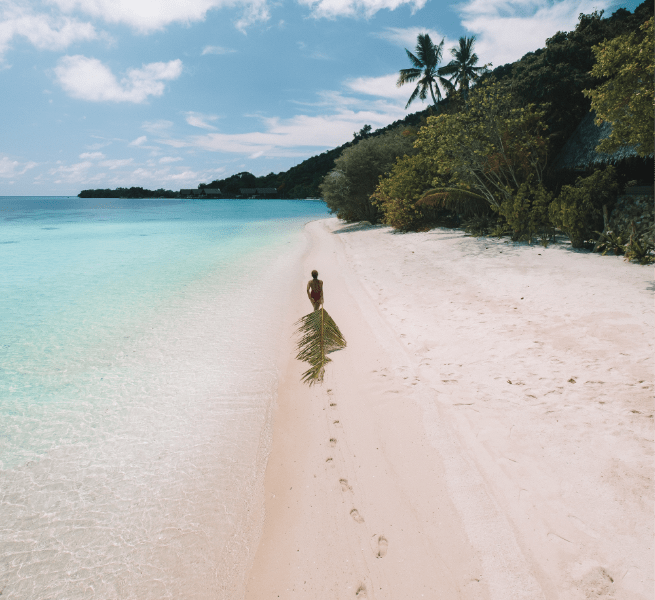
[294,308,347,386]
[397,33,445,109]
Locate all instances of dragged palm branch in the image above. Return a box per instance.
[295,308,347,385]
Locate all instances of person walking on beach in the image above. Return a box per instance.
[307,270,323,311]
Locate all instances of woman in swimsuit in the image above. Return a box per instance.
[307,270,323,311]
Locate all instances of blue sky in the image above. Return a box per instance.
[0,0,642,195]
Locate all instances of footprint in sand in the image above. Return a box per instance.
[330,438,337,446]
[350,509,364,523]
[355,583,367,597]
[340,478,352,492]
[375,535,388,558]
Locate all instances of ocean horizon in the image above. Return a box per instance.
[0,196,329,599]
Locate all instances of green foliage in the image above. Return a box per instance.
[594,228,627,255]
[623,221,655,264]
[78,187,177,198]
[499,181,554,243]
[397,33,450,109]
[549,166,620,248]
[416,81,549,211]
[438,36,488,98]
[584,17,654,157]
[372,153,438,231]
[320,129,416,223]
[481,1,653,158]
[295,308,347,385]
[462,214,497,236]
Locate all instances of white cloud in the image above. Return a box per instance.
[0,155,37,178]
[49,0,271,33]
[0,4,98,57]
[159,156,183,163]
[129,135,148,146]
[126,166,213,185]
[459,0,612,67]
[48,160,99,183]
[297,0,427,19]
[162,103,406,157]
[345,73,412,101]
[201,45,236,55]
[54,55,183,103]
[185,111,219,130]
[234,0,270,31]
[79,151,105,159]
[100,158,133,169]
[374,26,453,49]
[142,119,174,133]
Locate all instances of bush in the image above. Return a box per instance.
[499,181,554,243]
[372,153,437,231]
[549,166,620,248]
[320,129,416,223]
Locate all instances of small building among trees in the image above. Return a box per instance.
[179,188,221,197]
[551,111,650,177]
[239,188,278,198]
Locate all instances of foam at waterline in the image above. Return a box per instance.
[0,211,314,599]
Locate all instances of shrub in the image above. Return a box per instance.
[499,181,554,243]
[372,153,437,231]
[320,129,416,223]
[549,166,620,248]
[624,221,655,264]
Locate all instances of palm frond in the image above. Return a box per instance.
[405,48,424,69]
[404,84,421,109]
[294,308,347,386]
[438,76,456,96]
[417,187,489,215]
[397,67,421,86]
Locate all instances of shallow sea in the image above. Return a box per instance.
[0,197,329,599]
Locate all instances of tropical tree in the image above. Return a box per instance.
[439,36,487,98]
[415,81,549,212]
[320,128,417,223]
[372,152,439,231]
[583,17,654,157]
[397,33,449,109]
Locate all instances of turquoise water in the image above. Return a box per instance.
[0,197,328,599]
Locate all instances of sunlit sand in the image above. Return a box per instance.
[244,217,652,600]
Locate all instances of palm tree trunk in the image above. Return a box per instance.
[429,84,438,109]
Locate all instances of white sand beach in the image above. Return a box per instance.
[244,217,653,600]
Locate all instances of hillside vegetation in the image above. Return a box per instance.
[323,1,653,262]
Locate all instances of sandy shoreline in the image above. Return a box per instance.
[244,217,653,600]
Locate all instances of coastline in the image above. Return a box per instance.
[244,217,653,599]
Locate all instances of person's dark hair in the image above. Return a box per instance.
[311,270,318,279]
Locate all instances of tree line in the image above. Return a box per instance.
[321,2,653,263]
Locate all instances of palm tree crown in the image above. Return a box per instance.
[439,36,487,97]
[397,34,449,109]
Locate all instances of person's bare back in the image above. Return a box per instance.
[306,270,323,311]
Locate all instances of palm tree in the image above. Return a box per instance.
[397,33,448,109]
[439,36,487,98]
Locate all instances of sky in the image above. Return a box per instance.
[0,0,643,195]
